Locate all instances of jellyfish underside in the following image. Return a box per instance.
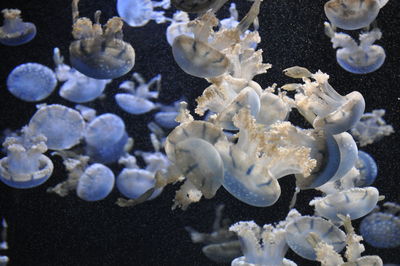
[336,45,385,74]
[0,9,36,46]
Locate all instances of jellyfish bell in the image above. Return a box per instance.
[0,9,36,46]
[324,0,386,30]
[117,0,154,27]
[69,0,135,79]
[7,63,57,102]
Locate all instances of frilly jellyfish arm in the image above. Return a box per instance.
[306,233,344,266]
[0,9,36,46]
[324,22,358,50]
[359,28,382,48]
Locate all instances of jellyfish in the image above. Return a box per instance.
[283,68,365,134]
[84,113,129,164]
[360,202,400,248]
[324,0,388,30]
[325,23,386,74]
[351,109,394,147]
[165,11,192,46]
[0,127,53,189]
[69,0,135,79]
[28,104,85,150]
[7,63,57,102]
[0,9,36,46]
[154,100,180,129]
[117,0,169,27]
[76,163,115,201]
[53,48,111,103]
[115,73,161,115]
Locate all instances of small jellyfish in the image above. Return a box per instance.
[28,104,85,150]
[76,163,115,201]
[0,127,53,189]
[115,73,160,115]
[354,150,378,187]
[117,0,169,27]
[324,0,388,30]
[325,23,386,74]
[0,9,36,46]
[154,100,180,129]
[84,113,129,164]
[7,63,57,102]
[69,0,135,79]
[53,48,111,103]
[360,202,400,248]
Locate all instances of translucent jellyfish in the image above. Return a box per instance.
[310,187,380,223]
[117,0,169,27]
[165,11,192,46]
[84,113,129,164]
[171,0,227,13]
[351,109,394,147]
[185,204,241,263]
[360,202,400,248]
[69,0,135,79]
[154,100,180,129]
[354,150,378,187]
[28,104,85,150]
[53,48,111,103]
[76,163,115,201]
[115,73,161,115]
[172,0,261,78]
[0,127,53,189]
[7,63,57,102]
[0,9,36,46]
[324,0,388,30]
[283,68,365,134]
[325,23,386,74]
[285,215,346,261]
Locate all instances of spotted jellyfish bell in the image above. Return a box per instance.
[324,0,388,30]
[69,0,135,79]
[283,67,365,134]
[7,62,57,102]
[324,23,386,74]
[360,202,400,249]
[28,104,85,150]
[53,48,111,103]
[0,127,53,189]
[117,0,169,27]
[115,72,160,115]
[0,9,36,46]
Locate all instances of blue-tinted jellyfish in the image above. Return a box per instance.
[154,100,180,129]
[69,0,135,79]
[7,63,57,102]
[84,113,129,164]
[360,202,400,248]
[0,9,36,46]
[76,163,115,201]
[324,0,388,30]
[325,23,386,74]
[53,48,110,103]
[28,104,85,150]
[0,127,53,189]
[117,0,169,27]
[115,73,160,115]
[354,150,378,187]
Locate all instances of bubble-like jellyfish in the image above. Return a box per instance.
[28,104,85,150]
[0,127,53,189]
[325,23,386,74]
[285,215,346,261]
[0,9,36,46]
[117,0,169,27]
[84,113,129,164]
[360,202,400,248]
[53,48,110,103]
[115,73,161,115]
[76,163,115,201]
[7,63,57,102]
[283,68,365,134]
[69,0,135,79]
[324,0,388,30]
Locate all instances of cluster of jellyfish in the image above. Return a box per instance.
[0,0,398,265]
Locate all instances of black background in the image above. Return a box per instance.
[0,0,399,265]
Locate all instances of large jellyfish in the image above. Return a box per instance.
[7,63,57,102]
[0,9,36,46]
[69,0,135,79]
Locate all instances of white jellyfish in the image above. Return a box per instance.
[117,0,170,27]
[7,63,57,102]
[0,9,36,46]
[325,22,386,74]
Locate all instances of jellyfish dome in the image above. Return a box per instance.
[0,9,36,46]
[117,0,154,27]
[7,63,57,102]
[360,202,400,248]
[76,163,115,201]
[28,104,85,150]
